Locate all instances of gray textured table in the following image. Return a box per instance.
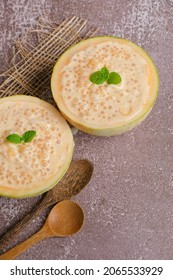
[0,0,173,260]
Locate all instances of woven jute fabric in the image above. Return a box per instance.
[0,16,98,105]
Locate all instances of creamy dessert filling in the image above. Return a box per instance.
[59,41,151,127]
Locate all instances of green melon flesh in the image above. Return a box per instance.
[0,95,74,198]
[51,36,159,136]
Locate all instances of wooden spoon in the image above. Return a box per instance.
[0,200,84,260]
[0,159,93,252]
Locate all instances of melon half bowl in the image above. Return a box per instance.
[0,95,74,198]
[51,36,159,136]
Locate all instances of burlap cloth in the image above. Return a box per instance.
[0,16,98,105]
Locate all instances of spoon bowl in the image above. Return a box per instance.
[0,200,84,260]
[47,200,84,236]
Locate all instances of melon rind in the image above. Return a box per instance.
[51,36,159,136]
[0,95,74,198]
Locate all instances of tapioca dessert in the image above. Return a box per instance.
[51,36,159,136]
[0,95,74,198]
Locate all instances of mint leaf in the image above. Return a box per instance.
[89,71,105,85]
[107,72,122,85]
[89,67,122,86]
[6,134,21,144]
[6,130,37,144]
[100,67,109,81]
[21,130,36,143]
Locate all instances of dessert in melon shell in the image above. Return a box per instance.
[51,36,159,136]
[0,95,74,198]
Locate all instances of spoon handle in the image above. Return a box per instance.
[0,195,53,252]
[0,225,50,260]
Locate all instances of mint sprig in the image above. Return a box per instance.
[6,130,36,144]
[89,66,122,85]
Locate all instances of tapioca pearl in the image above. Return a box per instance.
[41,171,47,177]
[64,73,70,78]
[84,111,90,117]
[106,95,112,101]
[89,101,95,109]
[78,111,86,118]
[12,175,18,183]
[7,179,13,185]
[33,163,39,169]
[99,101,105,106]
[37,152,45,160]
